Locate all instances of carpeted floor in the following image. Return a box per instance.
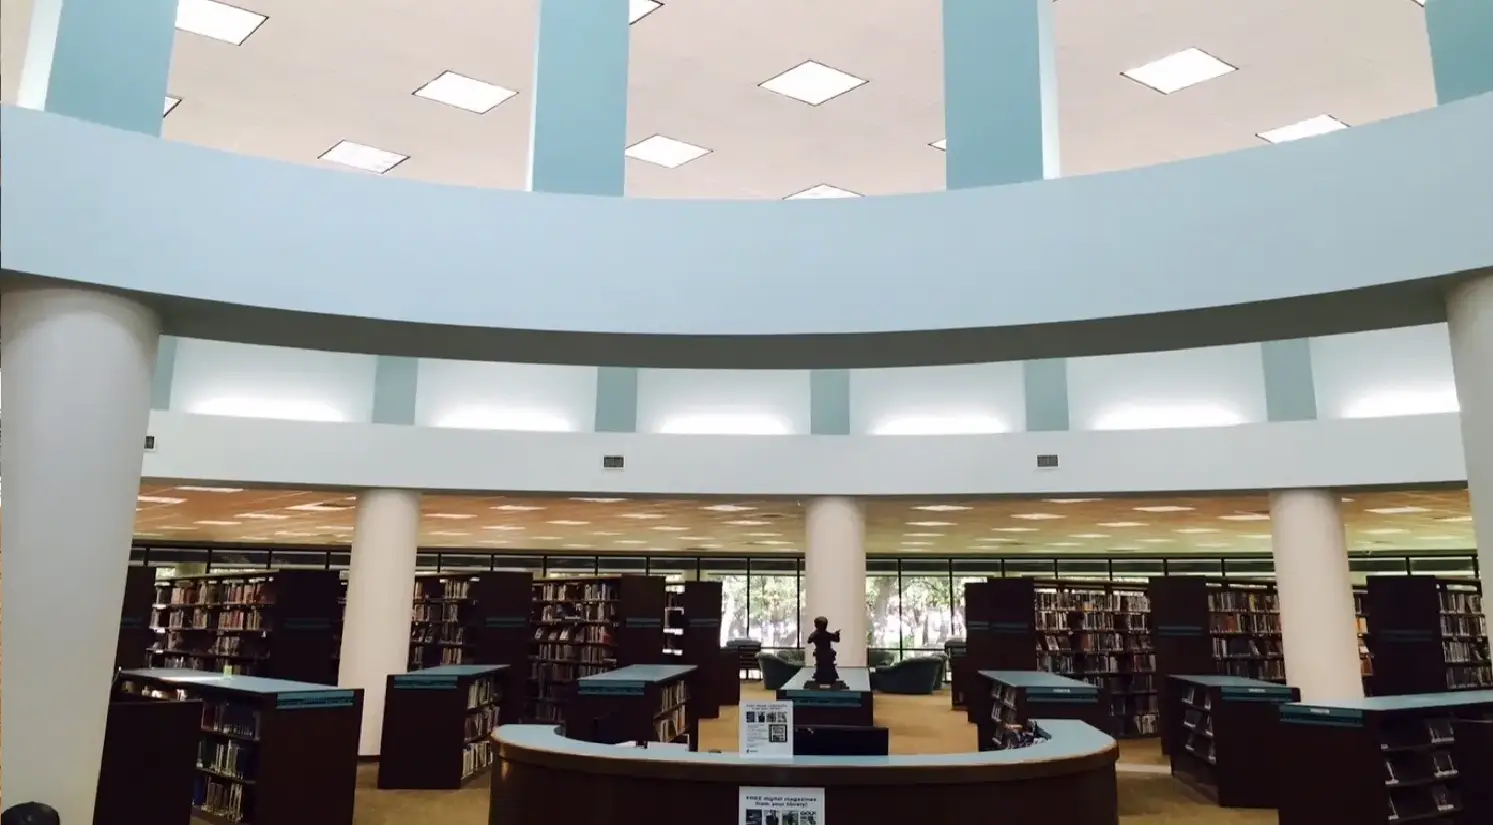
[311,686,1279,825]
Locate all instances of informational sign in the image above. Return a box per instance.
[739,700,794,758]
[739,786,825,825]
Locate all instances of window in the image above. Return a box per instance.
[900,560,955,654]
[648,557,699,584]
[1111,558,1164,583]
[704,558,750,647]
[749,558,800,650]
[268,549,330,569]
[207,548,270,573]
[545,556,598,578]
[437,553,491,572]
[866,559,901,656]
[598,556,647,576]
[1056,558,1110,582]
[1410,556,1477,579]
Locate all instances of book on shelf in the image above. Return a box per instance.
[654,679,690,743]
[1431,784,1455,812]
[1030,584,1158,737]
[1426,718,1455,744]
[1432,751,1456,778]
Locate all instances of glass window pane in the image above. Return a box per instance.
[268,549,329,569]
[866,572,900,655]
[129,547,148,567]
[415,551,442,574]
[647,557,699,583]
[1410,555,1477,578]
[209,548,270,573]
[490,555,545,574]
[146,546,212,579]
[1221,557,1275,579]
[1165,558,1223,576]
[703,558,749,646]
[1056,558,1110,582]
[545,556,598,577]
[900,573,954,654]
[1111,558,1163,583]
[598,556,647,575]
[438,553,491,572]
[329,552,352,571]
[749,569,800,651]
[1004,558,1056,578]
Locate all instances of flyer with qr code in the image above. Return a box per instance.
[739,786,825,825]
[739,701,794,758]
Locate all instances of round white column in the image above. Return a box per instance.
[1269,489,1365,702]
[1,287,159,821]
[338,488,422,756]
[1448,274,1493,627]
[804,496,867,667]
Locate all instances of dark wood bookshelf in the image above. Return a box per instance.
[146,570,341,684]
[1164,674,1299,809]
[961,578,1156,737]
[527,574,667,727]
[378,664,507,789]
[1364,576,1490,696]
[566,664,699,751]
[409,571,532,722]
[668,581,725,719]
[118,668,362,825]
[1357,586,1377,695]
[117,566,158,670]
[975,670,1107,752]
[1277,691,1493,825]
[95,691,200,825]
[946,639,968,709]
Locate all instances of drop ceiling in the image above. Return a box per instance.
[0,0,1438,199]
[104,484,1478,554]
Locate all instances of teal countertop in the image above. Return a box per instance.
[980,671,1099,694]
[399,664,509,678]
[1285,690,1493,715]
[121,668,346,695]
[580,664,696,683]
[495,718,1114,768]
[781,666,871,695]
[1171,674,1292,691]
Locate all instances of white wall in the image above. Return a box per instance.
[1068,344,1268,431]
[415,359,597,432]
[851,363,1025,434]
[141,411,1466,497]
[170,339,378,422]
[636,370,811,435]
[1312,324,1459,419]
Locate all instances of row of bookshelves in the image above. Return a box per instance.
[158,580,274,606]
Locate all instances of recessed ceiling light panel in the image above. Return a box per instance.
[930,138,947,151]
[759,60,868,106]
[1134,505,1195,513]
[1010,513,1064,520]
[320,140,408,174]
[1365,506,1431,515]
[164,96,181,116]
[630,0,662,23]
[785,184,861,200]
[907,521,955,527]
[1257,114,1348,144]
[414,71,517,114]
[139,495,187,505]
[1122,48,1236,94]
[175,0,267,46]
[625,135,711,169]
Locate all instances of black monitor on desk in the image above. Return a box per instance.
[793,725,889,756]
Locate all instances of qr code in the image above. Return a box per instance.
[769,724,789,743]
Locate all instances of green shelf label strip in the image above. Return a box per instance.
[577,682,647,697]
[276,691,358,710]
[392,675,460,690]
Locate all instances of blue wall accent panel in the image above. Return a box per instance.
[372,356,420,425]
[527,0,630,196]
[941,0,1060,188]
[810,369,851,435]
[1426,0,1493,105]
[1023,359,1070,432]
[150,335,178,410]
[594,366,639,433]
[19,0,178,136]
[1262,339,1319,422]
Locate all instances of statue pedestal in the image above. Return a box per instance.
[805,680,849,691]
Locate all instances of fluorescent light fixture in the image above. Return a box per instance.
[759,60,867,106]
[164,96,181,116]
[1134,505,1195,513]
[547,520,589,526]
[1094,404,1245,431]
[1045,498,1101,504]
[1195,542,1231,549]
[1010,513,1065,521]
[286,502,352,512]
[428,513,476,520]
[630,0,662,23]
[703,504,756,512]
[483,525,525,531]
[592,531,622,536]
[563,544,592,549]
[532,535,561,541]
[1138,538,1175,544]
[678,536,713,541]
[871,414,1009,435]
[195,520,241,526]
[1049,542,1082,548]
[434,407,574,432]
[1122,48,1236,94]
[992,527,1038,533]
[625,135,711,169]
[1218,513,1270,521]
[657,414,791,435]
[914,504,972,512]
[907,521,955,527]
[1257,114,1348,144]
[724,520,770,526]
[430,530,469,537]
[1070,534,1111,540]
[160,525,196,531]
[785,184,861,200]
[176,486,243,493]
[930,138,946,151]
[414,71,517,114]
[616,539,646,545]
[139,495,187,505]
[1175,528,1221,534]
[745,532,781,537]
[904,532,945,537]
[652,526,689,531]
[275,530,317,538]
[1343,389,1460,418]
[478,539,510,545]
[1365,506,1431,515]
[176,0,266,46]
[1243,534,1272,540]
[1417,535,1461,541]
[1362,528,1409,535]
[320,140,408,175]
[1437,516,1473,523]
[755,540,792,546]
[620,513,667,520]
[1099,522,1147,528]
[235,513,291,521]
[189,397,347,422]
[573,497,627,503]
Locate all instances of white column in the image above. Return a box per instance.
[338,488,421,756]
[1448,274,1493,627]
[1,287,159,821]
[804,497,868,668]
[1269,489,1365,702]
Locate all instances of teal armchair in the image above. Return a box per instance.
[758,651,804,691]
[870,655,947,695]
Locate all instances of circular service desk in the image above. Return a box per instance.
[488,719,1118,825]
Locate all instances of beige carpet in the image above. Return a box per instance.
[317,686,1278,824]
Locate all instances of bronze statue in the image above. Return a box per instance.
[806,616,845,688]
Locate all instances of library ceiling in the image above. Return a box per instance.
[0,0,1436,198]
[104,484,1477,555]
